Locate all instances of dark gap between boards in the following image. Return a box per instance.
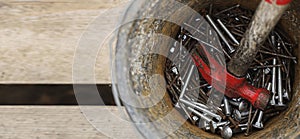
[0,84,115,105]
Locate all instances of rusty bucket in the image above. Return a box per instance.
[112,0,300,138]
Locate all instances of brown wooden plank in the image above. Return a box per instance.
[0,106,141,139]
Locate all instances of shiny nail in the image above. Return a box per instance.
[245,105,253,136]
[198,120,210,131]
[206,15,235,53]
[253,111,264,129]
[219,126,233,139]
[217,19,240,45]
[277,66,285,106]
[187,107,212,122]
[270,59,276,105]
[228,116,239,128]
[179,65,195,99]
[181,99,222,121]
[210,121,230,133]
[224,97,232,116]
[259,50,297,60]
[215,4,240,16]
[228,99,248,111]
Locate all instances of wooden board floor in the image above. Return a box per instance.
[0,0,129,84]
[0,106,142,139]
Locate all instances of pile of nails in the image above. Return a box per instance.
[165,4,296,139]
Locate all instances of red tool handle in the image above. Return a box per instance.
[265,0,292,5]
[193,46,270,110]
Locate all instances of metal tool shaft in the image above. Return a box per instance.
[227,0,291,77]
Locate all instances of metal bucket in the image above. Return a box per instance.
[112,0,300,138]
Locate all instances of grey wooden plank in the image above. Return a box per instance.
[0,106,142,139]
[0,0,129,84]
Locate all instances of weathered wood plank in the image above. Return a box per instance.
[0,0,129,83]
[0,106,142,139]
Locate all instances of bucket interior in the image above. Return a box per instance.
[180,0,300,138]
[116,0,300,138]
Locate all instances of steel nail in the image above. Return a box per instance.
[250,109,259,125]
[240,110,255,117]
[253,111,264,129]
[223,97,232,116]
[254,58,265,66]
[264,76,271,88]
[226,24,248,28]
[218,113,227,121]
[209,121,230,133]
[275,31,297,64]
[246,73,253,82]
[233,127,248,134]
[281,59,288,73]
[183,23,206,37]
[267,82,272,91]
[192,116,199,121]
[283,89,290,100]
[198,120,211,131]
[238,123,248,127]
[179,65,195,99]
[233,109,247,122]
[286,60,292,93]
[199,89,209,102]
[184,90,202,104]
[217,19,240,45]
[181,99,222,121]
[270,59,277,106]
[230,30,244,37]
[288,77,292,95]
[240,15,251,21]
[187,83,209,92]
[215,4,240,16]
[185,34,223,54]
[222,48,232,59]
[228,116,239,128]
[259,50,297,60]
[187,107,212,122]
[271,34,276,46]
[228,99,249,112]
[245,105,253,136]
[192,101,209,109]
[277,66,285,106]
[249,64,282,69]
[232,27,245,34]
[179,103,194,123]
[220,126,233,139]
[206,15,235,53]
[180,60,193,80]
[239,119,250,125]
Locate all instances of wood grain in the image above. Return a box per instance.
[0,106,142,139]
[0,0,129,84]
